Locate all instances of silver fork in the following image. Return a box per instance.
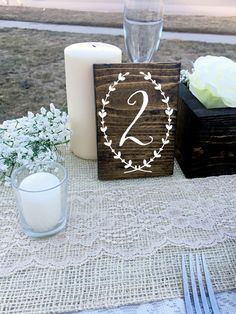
[182,253,220,314]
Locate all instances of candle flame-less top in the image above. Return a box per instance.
[19,172,60,192]
[64,42,122,58]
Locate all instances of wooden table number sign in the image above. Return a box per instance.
[94,63,180,180]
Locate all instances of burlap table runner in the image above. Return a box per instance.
[0,147,235,314]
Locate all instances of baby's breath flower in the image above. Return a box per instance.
[47,111,54,119]
[0,104,70,185]
[180,69,190,84]
[40,107,47,115]
[28,111,34,119]
[50,103,56,112]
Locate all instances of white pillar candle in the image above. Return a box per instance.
[64,42,122,160]
[19,172,61,232]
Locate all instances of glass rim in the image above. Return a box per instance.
[11,161,68,193]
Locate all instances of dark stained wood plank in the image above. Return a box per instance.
[94,63,180,180]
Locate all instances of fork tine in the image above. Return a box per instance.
[189,254,202,313]
[196,254,211,314]
[182,255,194,314]
[202,254,221,314]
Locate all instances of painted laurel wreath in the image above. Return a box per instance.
[98,71,173,174]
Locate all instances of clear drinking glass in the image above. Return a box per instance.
[123,0,164,63]
[11,161,68,238]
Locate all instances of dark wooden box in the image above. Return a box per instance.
[175,83,236,178]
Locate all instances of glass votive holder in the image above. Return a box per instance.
[11,161,68,238]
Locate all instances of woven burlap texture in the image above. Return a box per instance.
[0,147,235,313]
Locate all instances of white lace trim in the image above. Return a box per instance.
[1,171,236,276]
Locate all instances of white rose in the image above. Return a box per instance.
[189,56,236,109]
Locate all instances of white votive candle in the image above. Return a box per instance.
[19,172,61,232]
[64,42,122,160]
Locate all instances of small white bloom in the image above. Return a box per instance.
[180,69,190,84]
[27,111,34,119]
[40,107,47,115]
[47,111,53,119]
[50,103,56,112]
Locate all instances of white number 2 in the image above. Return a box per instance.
[119,90,153,147]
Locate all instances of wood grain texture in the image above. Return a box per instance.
[94,63,180,180]
[176,83,236,178]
